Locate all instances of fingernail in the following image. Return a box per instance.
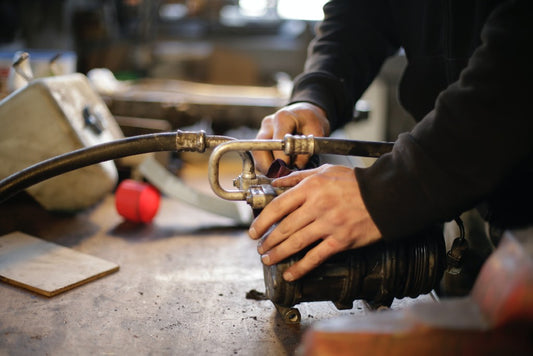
[248,227,258,239]
[283,271,294,282]
[257,241,264,255]
[261,254,270,265]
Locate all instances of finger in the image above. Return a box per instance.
[252,150,275,174]
[271,167,321,187]
[253,117,275,173]
[272,151,292,166]
[251,168,325,241]
[260,220,325,267]
[282,236,344,281]
[293,154,311,170]
[248,188,306,240]
[272,110,299,139]
[271,111,300,164]
[257,206,315,254]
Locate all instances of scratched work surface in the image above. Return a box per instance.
[0,160,432,355]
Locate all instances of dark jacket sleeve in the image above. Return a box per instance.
[356,0,533,240]
[289,0,399,131]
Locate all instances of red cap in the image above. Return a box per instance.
[115,179,160,223]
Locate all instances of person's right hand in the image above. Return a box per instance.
[248,164,382,281]
[253,102,330,173]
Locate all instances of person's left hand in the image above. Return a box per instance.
[248,164,382,281]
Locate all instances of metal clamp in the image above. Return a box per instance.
[283,134,315,156]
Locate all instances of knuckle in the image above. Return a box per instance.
[256,132,269,140]
[276,108,292,117]
[276,222,292,236]
[302,175,323,190]
[290,235,306,251]
[328,213,346,226]
[306,249,327,269]
[275,109,297,124]
[262,115,274,124]
[317,164,334,175]
[324,236,346,251]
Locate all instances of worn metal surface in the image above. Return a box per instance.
[101,78,288,131]
[0,162,432,355]
[298,229,533,356]
[264,226,446,313]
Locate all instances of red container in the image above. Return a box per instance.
[115,179,160,223]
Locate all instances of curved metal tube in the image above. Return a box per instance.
[282,134,394,157]
[208,140,283,201]
[312,137,393,157]
[208,135,394,202]
[176,130,236,152]
[0,130,235,204]
[0,130,394,204]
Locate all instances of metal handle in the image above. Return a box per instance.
[208,139,281,201]
[207,134,393,204]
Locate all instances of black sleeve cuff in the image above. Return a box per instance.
[290,71,354,131]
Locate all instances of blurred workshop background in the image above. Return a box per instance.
[0,0,413,141]
[1,3,531,355]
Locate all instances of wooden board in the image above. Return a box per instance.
[0,231,119,297]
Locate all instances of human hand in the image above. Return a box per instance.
[248,164,382,281]
[253,102,330,173]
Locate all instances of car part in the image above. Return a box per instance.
[0,72,122,211]
[207,135,446,323]
[0,130,446,323]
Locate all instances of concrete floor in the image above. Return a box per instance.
[0,160,432,355]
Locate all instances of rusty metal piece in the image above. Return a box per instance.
[283,134,316,156]
[207,135,393,209]
[208,139,281,202]
[298,228,533,356]
[263,227,446,317]
[274,304,301,324]
[100,78,289,132]
[206,134,446,324]
[246,184,277,210]
[175,129,208,152]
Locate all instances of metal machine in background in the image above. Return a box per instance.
[0,54,124,211]
[88,67,290,135]
[0,130,448,323]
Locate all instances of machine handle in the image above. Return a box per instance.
[207,134,395,204]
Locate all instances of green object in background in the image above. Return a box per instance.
[114,70,143,81]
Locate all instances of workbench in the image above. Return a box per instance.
[0,160,432,355]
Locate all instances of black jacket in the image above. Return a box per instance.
[290,0,533,239]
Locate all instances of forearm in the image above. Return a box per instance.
[356,0,533,239]
[290,0,399,130]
